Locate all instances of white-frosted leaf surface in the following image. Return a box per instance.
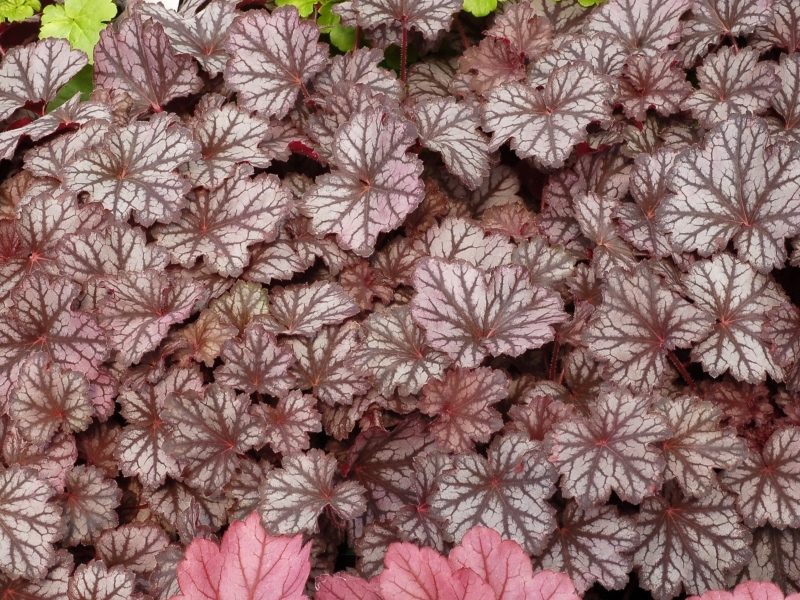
[215,322,296,397]
[584,263,713,392]
[351,0,461,40]
[535,503,639,593]
[288,322,369,406]
[252,391,321,456]
[655,396,747,497]
[60,465,120,547]
[0,465,65,581]
[441,163,523,217]
[153,165,291,277]
[749,0,800,52]
[678,0,774,65]
[407,58,457,99]
[548,388,670,508]
[772,53,800,145]
[224,6,328,118]
[618,52,692,122]
[225,458,272,523]
[350,305,450,397]
[526,33,627,88]
[137,0,236,76]
[763,303,800,384]
[68,560,136,600]
[615,148,678,257]
[661,115,800,272]
[419,367,506,454]
[489,1,552,57]
[9,353,91,445]
[258,281,359,337]
[303,110,424,256]
[0,38,87,121]
[163,383,262,494]
[415,217,514,271]
[430,433,556,554]
[411,258,566,368]
[682,47,779,128]
[412,98,489,190]
[94,14,202,115]
[95,523,169,575]
[511,236,576,290]
[114,366,203,489]
[684,253,788,383]
[314,47,401,100]
[634,487,753,600]
[529,0,587,39]
[573,192,637,275]
[0,273,107,397]
[483,62,612,168]
[62,113,200,227]
[733,526,800,594]
[98,270,204,367]
[584,0,691,55]
[259,449,366,535]
[722,427,800,529]
[182,102,274,189]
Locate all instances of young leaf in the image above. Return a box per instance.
[721,426,800,529]
[259,449,366,535]
[224,6,328,119]
[431,434,557,554]
[0,0,40,22]
[302,109,424,256]
[39,0,116,61]
[252,391,321,456]
[661,115,800,273]
[482,62,613,168]
[618,51,692,122]
[489,2,553,58]
[548,388,671,508]
[573,192,636,274]
[94,14,202,114]
[684,253,788,383]
[410,258,567,368]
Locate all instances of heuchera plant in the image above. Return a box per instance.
[1,0,800,598]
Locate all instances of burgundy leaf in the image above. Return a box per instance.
[60,465,121,547]
[618,51,692,122]
[251,391,322,456]
[489,1,553,58]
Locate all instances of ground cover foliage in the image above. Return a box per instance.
[1,0,800,598]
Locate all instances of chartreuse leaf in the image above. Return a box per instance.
[275,0,317,17]
[463,0,500,18]
[0,0,40,22]
[319,0,355,52]
[39,0,117,62]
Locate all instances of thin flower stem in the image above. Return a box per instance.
[549,339,560,381]
[667,349,696,391]
[400,20,408,83]
[455,15,470,49]
[354,25,361,49]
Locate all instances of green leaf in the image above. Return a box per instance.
[39,0,117,63]
[47,63,93,112]
[318,0,355,52]
[463,0,497,17]
[275,0,317,18]
[0,0,40,22]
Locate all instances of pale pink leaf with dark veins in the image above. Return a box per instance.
[584,0,691,55]
[257,281,359,337]
[661,115,800,273]
[634,487,753,600]
[215,322,296,397]
[61,113,200,227]
[0,272,107,397]
[314,47,401,100]
[94,14,202,115]
[415,217,514,272]
[526,33,627,88]
[137,0,236,76]
[411,98,489,190]
[684,253,788,383]
[114,366,203,489]
[351,0,461,40]
[350,305,450,397]
[259,449,366,535]
[749,0,800,53]
[60,465,120,547]
[534,503,640,593]
[95,523,169,575]
[287,322,369,406]
[0,38,87,121]
[97,270,204,367]
[771,52,800,145]
[153,165,292,277]
[682,47,780,128]
[548,388,670,508]
[251,391,321,456]
[419,367,506,454]
[762,303,800,390]
[618,51,692,122]
[573,192,637,275]
[302,109,424,256]
[410,257,567,368]
[8,352,91,445]
[722,426,800,529]
[224,6,328,119]
[67,560,137,600]
[584,262,713,392]
[0,465,65,581]
[483,62,612,168]
[163,383,263,495]
[655,395,747,497]
[431,434,557,554]
[173,512,310,600]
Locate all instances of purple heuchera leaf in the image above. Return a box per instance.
[351,0,462,40]
[584,0,691,55]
